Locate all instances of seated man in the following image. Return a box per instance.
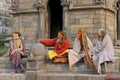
[9,32,26,73]
[92,29,115,74]
[37,31,69,63]
[68,28,96,71]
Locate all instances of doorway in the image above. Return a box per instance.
[117,1,120,40]
[48,0,63,38]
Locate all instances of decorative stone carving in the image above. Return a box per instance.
[11,0,17,9]
[34,3,44,10]
[61,0,70,7]
[116,0,120,10]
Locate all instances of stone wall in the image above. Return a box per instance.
[0,0,12,36]
[67,9,115,44]
[67,0,116,44]
[11,0,117,46]
[0,0,11,17]
[18,0,36,10]
[12,13,38,43]
[11,0,42,44]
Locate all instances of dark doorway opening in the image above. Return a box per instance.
[117,2,120,40]
[48,0,63,38]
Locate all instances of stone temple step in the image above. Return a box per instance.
[27,57,95,74]
[0,57,27,74]
[44,62,94,74]
[0,69,12,73]
[26,71,106,80]
[0,57,27,70]
[27,56,120,74]
[0,73,26,80]
[0,58,12,69]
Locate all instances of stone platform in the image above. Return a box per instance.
[26,71,105,80]
[26,56,94,74]
[0,43,120,80]
[25,56,120,80]
[0,74,26,80]
[0,56,119,80]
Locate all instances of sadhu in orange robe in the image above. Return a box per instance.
[38,39,69,59]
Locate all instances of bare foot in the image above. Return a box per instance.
[13,69,16,74]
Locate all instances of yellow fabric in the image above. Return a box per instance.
[48,49,68,59]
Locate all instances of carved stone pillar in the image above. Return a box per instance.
[40,4,46,39]
[61,0,70,39]
[61,0,70,30]
[35,0,48,39]
[34,1,44,39]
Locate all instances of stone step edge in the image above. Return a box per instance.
[0,73,25,75]
[0,56,119,61]
[26,71,105,76]
[0,74,26,80]
[0,57,27,60]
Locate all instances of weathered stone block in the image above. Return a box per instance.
[37,73,105,80]
[26,71,37,80]
[13,74,26,80]
[0,74,12,80]
[0,74,26,80]
[26,57,45,71]
[101,57,120,74]
[29,43,45,57]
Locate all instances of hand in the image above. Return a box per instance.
[11,50,15,55]
[20,51,24,55]
[36,40,39,43]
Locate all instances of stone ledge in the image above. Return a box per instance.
[26,71,105,80]
[26,56,120,74]
[26,56,94,74]
[0,57,27,70]
[0,73,26,80]
[69,5,115,13]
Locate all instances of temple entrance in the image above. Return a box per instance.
[48,0,63,38]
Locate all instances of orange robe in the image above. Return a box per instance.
[38,39,69,59]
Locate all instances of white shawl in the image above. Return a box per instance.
[69,37,93,69]
[73,37,93,53]
[92,34,115,73]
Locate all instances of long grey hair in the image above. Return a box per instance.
[98,29,107,41]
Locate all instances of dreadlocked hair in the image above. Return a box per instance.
[81,29,97,73]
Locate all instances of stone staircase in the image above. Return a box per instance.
[0,56,119,80]
[0,43,120,80]
[26,71,105,80]
[0,58,12,73]
[27,55,94,73]
[0,74,26,80]
[0,57,26,80]
[26,56,120,80]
